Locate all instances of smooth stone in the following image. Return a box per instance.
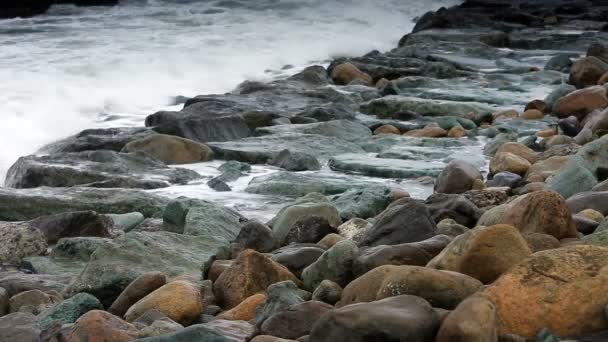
[108,272,167,317]
[435,160,482,194]
[301,240,358,290]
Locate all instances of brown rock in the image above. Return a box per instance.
[124,280,203,325]
[484,245,608,338]
[108,272,166,317]
[330,63,372,86]
[489,152,531,176]
[447,125,466,138]
[553,85,608,120]
[213,249,299,309]
[404,126,447,138]
[525,99,549,114]
[339,265,482,310]
[525,155,570,182]
[521,109,544,120]
[493,109,519,121]
[217,293,267,321]
[427,225,532,283]
[9,289,60,314]
[373,125,400,135]
[208,260,233,283]
[68,310,139,342]
[569,56,608,89]
[523,233,561,252]
[517,182,545,195]
[317,233,345,250]
[536,128,557,138]
[122,134,213,164]
[496,142,537,164]
[436,293,498,342]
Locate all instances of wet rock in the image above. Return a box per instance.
[544,53,575,72]
[329,153,444,178]
[272,245,325,277]
[436,293,498,342]
[122,134,213,164]
[485,245,608,338]
[108,212,145,232]
[257,119,371,143]
[340,265,482,310]
[545,84,576,111]
[41,127,153,154]
[427,224,532,283]
[329,186,392,220]
[0,222,47,263]
[447,125,466,138]
[558,116,580,137]
[29,211,114,244]
[37,293,102,329]
[435,160,482,194]
[359,197,437,247]
[312,280,343,305]
[68,310,139,342]
[490,152,531,176]
[496,142,537,164]
[109,272,167,317]
[0,187,168,221]
[425,193,482,227]
[553,85,608,120]
[301,240,358,290]
[217,293,267,321]
[207,177,231,192]
[361,95,496,118]
[267,149,321,172]
[232,220,275,254]
[330,63,372,85]
[353,235,451,276]
[310,295,440,342]
[261,301,333,340]
[404,126,448,138]
[569,56,608,89]
[214,250,298,309]
[0,312,42,342]
[125,280,203,325]
[162,198,243,240]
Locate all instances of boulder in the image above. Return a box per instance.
[329,186,392,220]
[122,134,213,165]
[447,125,466,138]
[134,323,235,341]
[569,56,608,89]
[487,172,522,188]
[0,287,7,316]
[260,301,333,340]
[312,280,343,305]
[435,160,482,194]
[213,250,298,309]
[108,272,167,317]
[427,225,532,283]
[267,149,321,172]
[29,211,114,244]
[330,63,372,86]
[336,218,370,243]
[9,289,59,315]
[553,85,608,120]
[404,126,448,138]
[301,240,358,290]
[566,191,608,216]
[37,293,102,329]
[0,222,47,263]
[359,198,437,247]
[436,218,470,237]
[283,216,337,245]
[523,233,561,252]
[490,152,531,176]
[485,245,608,338]
[373,124,400,135]
[496,142,537,164]
[232,220,275,254]
[271,245,325,277]
[217,293,267,321]
[436,293,498,342]
[361,95,496,119]
[525,155,570,182]
[254,280,309,326]
[339,265,482,310]
[309,295,440,342]
[67,310,139,342]
[425,193,482,228]
[0,312,42,342]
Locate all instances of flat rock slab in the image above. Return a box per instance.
[255,120,372,142]
[360,95,497,118]
[329,153,445,179]
[0,187,169,221]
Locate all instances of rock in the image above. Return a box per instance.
[487,171,522,188]
[496,142,537,164]
[553,85,608,120]
[435,160,482,194]
[0,312,42,342]
[260,301,333,340]
[208,260,232,282]
[162,198,243,240]
[124,280,202,325]
[353,235,451,277]
[0,287,8,316]
[65,231,229,307]
[68,310,140,342]
[521,109,544,120]
[494,109,519,121]
[272,245,325,277]
[329,186,392,220]
[447,125,466,138]
[0,222,47,263]
[373,124,400,135]
[544,54,575,72]
[217,293,267,321]
[200,319,254,341]
[232,220,275,254]
[573,214,599,234]
[566,191,608,216]
[5,150,200,189]
[361,95,496,119]
[255,280,310,326]
[404,126,448,138]
[207,178,231,192]
[427,225,532,283]
[0,272,71,298]
[269,196,342,246]
[317,233,344,249]
[122,134,213,164]
[579,209,605,223]
[137,316,183,338]
[37,293,102,329]
[523,233,561,252]
[485,245,608,338]
[9,289,60,315]
[340,265,482,310]
[545,84,576,111]
[108,212,145,232]
[301,240,358,290]
[312,280,343,305]
[484,133,518,156]
[329,153,444,179]
[436,293,498,342]
[569,56,608,89]
[283,216,337,245]
[0,187,168,221]
[267,149,321,172]
[490,152,531,176]
[525,99,549,114]
[336,218,370,244]
[525,156,570,182]
[134,323,235,341]
[213,250,298,309]
[359,198,437,247]
[436,218,470,237]
[108,272,167,317]
[558,116,580,137]
[309,295,440,342]
[425,193,482,228]
[478,190,577,240]
[330,63,372,86]
[29,211,114,244]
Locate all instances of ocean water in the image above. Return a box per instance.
[0,0,459,182]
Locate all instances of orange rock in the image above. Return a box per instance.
[122,134,213,165]
[317,233,345,250]
[68,310,139,342]
[213,249,299,309]
[208,260,233,283]
[553,85,608,120]
[217,293,267,321]
[373,124,400,135]
[447,125,466,138]
[404,126,447,138]
[521,109,544,120]
[330,63,372,86]
[124,280,203,325]
[485,245,608,338]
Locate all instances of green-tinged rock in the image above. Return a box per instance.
[37,293,102,329]
[581,230,608,247]
[483,133,518,156]
[162,198,243,240]
[301,240,358,290]
[107,212,145,232]
[329,153,444,179]
[255,120,372,142]
[329,186,392,220]
[0,187,168,221]
[64,231,230,307]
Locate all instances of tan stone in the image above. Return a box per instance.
[330,63,372,86]
[578,209,605,223]
[496,142,537,164]
[436,293,498,342]
[523,233,561,253]
[213,249,299,309]
[485,245,608,338]
[317,233,345,250]
[217,293,267,321]
[208,260,233,283]
[404,126,447,138]
[493,109,519,121]
[109,272,166,317]
[521,109,544,120]
[525,155,570,182]
[598,71,608,85]
[124,280,202,325]
[447,125,466,138]
[489,152,531,176]
[122,134,213,164]
[375,78,390,89]
[536,128,557,138]
[373,125,400,135]
[427,225,532,283]
[68,310,139,342]
[553,85,608,120]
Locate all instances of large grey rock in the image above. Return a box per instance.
[5,150,200,189]
[272,244,325,277]
[40,127,153,154]
[328,186,392,220]
[255,280,309,326]
[134,323,234,342]
[0,312,42,342]
[425,193,482,228]
[267,149,321,171]
[435,160,482,194]
[260,301,333,340]
[0,272,72,297]
[0,187,169,221]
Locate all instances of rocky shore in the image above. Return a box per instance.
[2,0,608,341]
